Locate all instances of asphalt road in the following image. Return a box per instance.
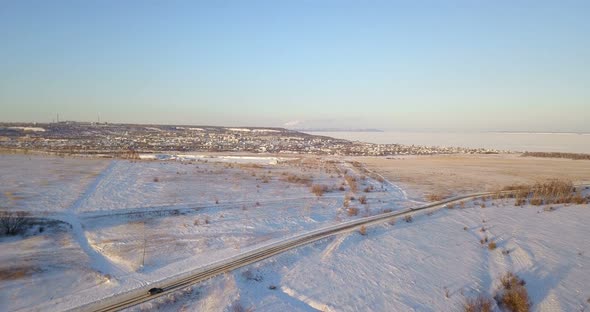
[73,190,505,312]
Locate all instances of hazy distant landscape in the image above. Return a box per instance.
[2,1,590,312]
[308,131,590,154]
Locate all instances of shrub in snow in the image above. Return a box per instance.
[0,211,29,235]
[359,225,367,236]
[495,272,531,312]
[359,195,367,204]
[463,294,493,312]
[311,184,328,196]
[488,241,497,250]
[347,207,359,216]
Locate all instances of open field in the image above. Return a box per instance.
[132,191,590,312]
[1,153,589,311]
[0,153,408,311]
[358,154,590,201]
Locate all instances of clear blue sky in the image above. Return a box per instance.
[1,1,589,131]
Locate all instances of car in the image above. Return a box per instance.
[148,287,164,295]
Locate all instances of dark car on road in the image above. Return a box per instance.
[148,287,164,295]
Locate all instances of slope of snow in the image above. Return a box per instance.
[137,195,590,312]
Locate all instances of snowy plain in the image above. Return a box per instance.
[0,153,408,311]
[132,193,590,312]
[1,153,588,311]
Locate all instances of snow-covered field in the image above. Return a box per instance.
[132,194,590,312]
[0,155,110,212]
[1,153,588,311]
[0,154,409,311]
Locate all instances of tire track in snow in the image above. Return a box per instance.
[320,233,349,262]
[343,160,423,205]
[60,160,126,276]
[68,160,119,212]
[281,286,330,312]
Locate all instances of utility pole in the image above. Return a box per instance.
[141,220,146,268]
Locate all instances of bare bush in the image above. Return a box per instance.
[359,195,367,204]
[463,294,493,312]
[347,207,359,216]
[488,241,497,250]
[571,193,588,204]
[153,177,159,182]
[0,211,29,235]
[496,272,531,312]
[359,225,367,236]
[281,174,312,186]
[404,215,413,223]
[311,184,329,196]
[426,193,447,202]
[529,198,543,206]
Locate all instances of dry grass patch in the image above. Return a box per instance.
[347,207,359,216]
[311,184,329,196]
[495,272,531,312]
[425,193,447,202]
[521,151,590,160]
[358,195,367,204]
[0,265,42,281]
[344,175,358,193]
[359,225,367,236]
[488,241,497,250]
[281,174,312,186]
[463,294,493,312]
[500,179,588,206]
[0,211,30,235]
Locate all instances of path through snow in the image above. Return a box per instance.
[58,160,126,276]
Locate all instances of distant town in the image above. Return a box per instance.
[0,122,505,157]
